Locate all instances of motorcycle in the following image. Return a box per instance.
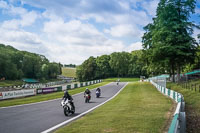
[61,99,75,116]
[96,90,100,98]
[84,94,91,103]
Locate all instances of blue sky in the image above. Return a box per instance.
[0,0,199,64]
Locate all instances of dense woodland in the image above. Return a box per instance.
[77,0,200,82]
[0,44,62,80]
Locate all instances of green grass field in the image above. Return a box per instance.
[55,82,174,133]
[0,80,23,87]
[0,82,109,107]
[103,77,140,82]
[62,67,76,78]
[167,80,200,132]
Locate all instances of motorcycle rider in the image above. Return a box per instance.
[96,87,101,98]
[96,87,101,93]
[117,78,120,85]
[63,90,75,109]
[84,88,91,100]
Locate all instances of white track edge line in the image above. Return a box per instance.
[0,82,113,109]
[41,82,128,133]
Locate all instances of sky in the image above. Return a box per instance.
[0,0,199,65]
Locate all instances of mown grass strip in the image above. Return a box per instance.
[0,82,109,107]
[103,77,139,82]
[55,82,173,133]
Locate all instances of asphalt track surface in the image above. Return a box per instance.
[0,82,127,133]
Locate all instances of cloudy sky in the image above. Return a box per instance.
[0,0,199,65]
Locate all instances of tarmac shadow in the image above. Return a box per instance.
[87,101,97,103]
[96,96,106,98]
[67,113,81,118]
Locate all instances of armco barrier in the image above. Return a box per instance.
[150,80,186,133]
[67,80,102,90]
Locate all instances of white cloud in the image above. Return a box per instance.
[0,3,39,29]
[45,39,125,64]
[2,19,20,30]
[43,19,104,45]
[126,42,143,52]
[21,11,39,27]
[0,28,48,57]
[0,28,42,45]
[0,1,9,9]
[142,0,159,16]
[104,24,143,38]
[118,1,130,10]
[1,11,39,29]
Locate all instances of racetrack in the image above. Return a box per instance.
[0,82,127,133]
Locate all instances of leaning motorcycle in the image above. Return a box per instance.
[61,99,75,116]
[84,94,91,103]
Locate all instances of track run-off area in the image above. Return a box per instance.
[0,82,175,133]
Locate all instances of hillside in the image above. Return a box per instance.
[62,67,76,78]
[0,44,61,80]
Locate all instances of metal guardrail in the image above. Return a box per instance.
[150,80,186,133]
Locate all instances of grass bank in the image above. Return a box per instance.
[0,80,23,87]
[62,67,76,78]
[55,82,174,133]
[167,80,200,132]
[103,77,140,82]
[0,82,109,107]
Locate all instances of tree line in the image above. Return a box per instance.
[76,50,148,81]
[77,0,200,82]
[0,44,62,80]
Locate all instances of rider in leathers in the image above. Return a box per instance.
[63,90,75,109]
[84,88,91,100]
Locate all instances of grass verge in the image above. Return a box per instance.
[0,82,109,107]
[103,77,140,82]
[55,82,174,133]
[0,80,23,87]
[167,81,200,132]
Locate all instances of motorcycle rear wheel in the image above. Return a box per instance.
[64,106,70,116]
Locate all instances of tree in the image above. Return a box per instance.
[96,55,112,78]
[109,52,130,77]
[76,56,97,81]
[142,0,198,82]
[128,50,148,77]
